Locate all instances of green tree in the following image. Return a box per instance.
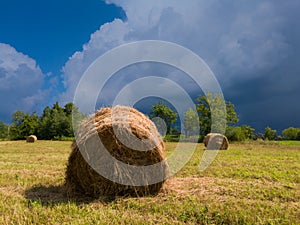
[0,120,9,140]
[64,102,85,134]
[39,102,72,139]
[53,102,63,112]
[38,106,52,139]
[64,102,76,116]
[264,126,277,140]
[183,108,199,136]
[23,113,39,135]
[42,106,51,119]
[7,102,83,140]
[10,110,26,139]
[241,125,255,140]
[282,127,300,140]
[10,111,39,140]
[225,125,255,141]
[196,94,238,135]
[38,102,85,139]
[150,102,177,135]
[225,126,246,141]
[49,108,72,138]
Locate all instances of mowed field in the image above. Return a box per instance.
[0,140,299,225]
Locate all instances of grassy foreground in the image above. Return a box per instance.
[0,140,299,225]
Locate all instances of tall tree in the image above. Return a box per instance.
[10,111,39,140]
[264,126,277,140]
[282,127,300,140]
[183,108,199,136]
[38,102,85,139]
[64,102,76,116]
[38,106,52,139]
[49,107,72,138]
[0,120,9,140]
[22,112,39,135]
[196,94,238,135]
[64,102,85,134]
[241,125,255,140]
[39,102,72,139]
[150,102,177,135]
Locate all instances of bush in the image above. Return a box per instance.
[225,125,255,142]
[282,127,300,140]
[240,125,255,140]
[53,136,75,141]
[225,126,246,141]
[163,135,180,142]
[264,127,277,140]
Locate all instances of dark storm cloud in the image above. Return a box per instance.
[61,0,300,131]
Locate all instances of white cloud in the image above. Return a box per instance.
[60,19,129,104]
[0,43,48,121]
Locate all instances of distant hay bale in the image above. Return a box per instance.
[26,135,37,143]
[203,133,229,150]
[65,106,169,197]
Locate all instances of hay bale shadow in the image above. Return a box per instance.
[24,184,116,206]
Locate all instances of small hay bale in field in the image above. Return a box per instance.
[65,106,169,197]
[203,133,229,150]
[26,135,37,143]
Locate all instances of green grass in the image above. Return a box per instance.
[0,140,299,224]
[279,140,300,146]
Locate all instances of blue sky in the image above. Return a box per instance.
[0,0,125,73]
[0,0,300,132]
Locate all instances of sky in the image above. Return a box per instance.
[0,0,299,133]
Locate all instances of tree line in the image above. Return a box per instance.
[148,94,300,142]
[0,95,299,141]
[0,102,84,140]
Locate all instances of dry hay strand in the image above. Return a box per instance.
[26,135,37,143]
[65,106,169,197]
[203,133,229,150]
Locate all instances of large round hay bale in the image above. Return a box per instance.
[65,106,169,197]
[26,135,37,143]
[203,133,213,147]
[203,133,229,150]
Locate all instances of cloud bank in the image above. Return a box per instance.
[60,0,300,130]
[0,43,48,121]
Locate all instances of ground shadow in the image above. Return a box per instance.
[24,185,117,206]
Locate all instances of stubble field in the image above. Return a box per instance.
[0,140,299,224]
